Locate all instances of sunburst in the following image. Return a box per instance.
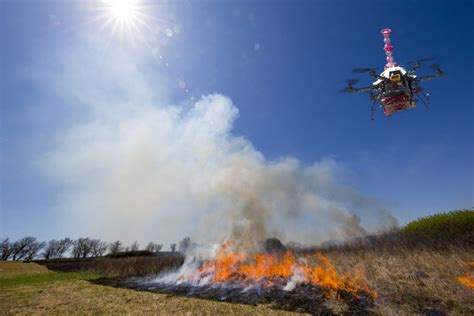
[94,0,153,43]
[107,0,139,23]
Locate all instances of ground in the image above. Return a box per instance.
[2,254,472,315]
[0,262,300,315]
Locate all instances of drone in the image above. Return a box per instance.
[342,28,444,119]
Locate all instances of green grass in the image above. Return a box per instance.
[0,261,99,287]
[0,270,99,287]
[400,209,474,244]
[0,261,50,277]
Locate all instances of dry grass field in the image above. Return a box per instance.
[324,247,474,315]
[1,250,472,315]
[0,262,299,315]
[1,210,472,315]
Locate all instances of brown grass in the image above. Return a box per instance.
[322,246,474,315]
[89,255,184,277]
[33,254,184,277]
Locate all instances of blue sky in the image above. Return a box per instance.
[1,0,472,244]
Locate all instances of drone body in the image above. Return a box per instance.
[344,29,443,119]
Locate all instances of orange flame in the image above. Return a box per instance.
[455,261,474,290]
[194,242,376,298]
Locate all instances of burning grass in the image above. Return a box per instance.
[97,242,378,315]
[107,240,473,315]
[170,241,375,300]
[115,279,372,315]
[455,261,474,290]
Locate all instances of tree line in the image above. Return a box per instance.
[0,236,193,261]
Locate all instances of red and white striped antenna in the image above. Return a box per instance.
[381,28,395,69]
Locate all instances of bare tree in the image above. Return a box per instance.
[72,238,93,259]
[109,240,123,254]
[11,239,27,261]
[1,238,13,260]
[56,238,73,258]
[170,243,176,252]
[130,241,140,251]
[145,242,153,252]
[178,237,191,253]
[11,237,41,261]
[43,238,73,259]
[145,242,163,253]
[43,240,59,260]
[26,241,45,260]
[90,239,108,257]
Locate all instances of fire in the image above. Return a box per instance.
[182,242,376,298]
[455,261,474,290]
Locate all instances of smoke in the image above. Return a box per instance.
[35,41,397,249]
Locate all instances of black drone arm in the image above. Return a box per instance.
[415,73,442,81]
[415,66,444,81]
[350,86,373,93]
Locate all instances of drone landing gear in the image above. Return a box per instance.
[371,101,377,120]
[417,87,431,109]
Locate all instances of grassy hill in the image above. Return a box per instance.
[400,209,474,245]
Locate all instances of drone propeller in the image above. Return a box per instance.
[406,57,434,65]
[352,68,381,78]
[406,57,434,72]
[430,64,444,75]
[352,67,375,73]
[339,79,359,93]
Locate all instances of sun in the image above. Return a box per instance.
[94,0,148,41]
[91,0,173,47]
[106,0,138,23]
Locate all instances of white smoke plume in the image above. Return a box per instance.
[35,42,397,248]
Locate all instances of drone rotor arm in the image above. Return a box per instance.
[410,63,421,73]
[415,73,443,82]
[351,86,373,93]
[414,64,444,81]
